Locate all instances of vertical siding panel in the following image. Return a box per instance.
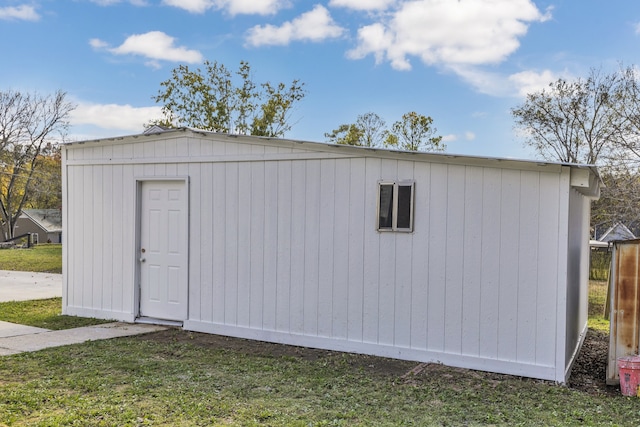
[536,173,561,366]
[427,163,448,351]
[154,139,166,176]
[378,160,398,346]
[189,137,202,159]
[262,161,278,330]
[333,158,351,339]
[461,166,484,356]
[225,139,239,155]
[498,169,521,361]
[62,152,70,310]
[90,146,102,160]
[410,163,431,350]
[347,158,366,342]
[200,138,213,156]
[250,160,265,329]
[212,163,226,324]
[225,162,239,325]
[121,164,136,314]
[111,165,124,312]
[517,171,540,363]
[189,163,202,322]
[444,165,465,354]
[479,168,501,358]
[102,165,114,312]
[165,140,178,176]
[362,158,381,343]
[317,160,335,337]
[236,162,252,328]
[82,166,94,308]
[276,161,292,332]
[289,161,306,334]
[394,161,414,348]
[200,163,214,323]
[71,166,84,308]
[111,144,123,160]
[303,160,321,336]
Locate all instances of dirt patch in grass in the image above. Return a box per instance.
[142,327,618,395]
[568,329,617,396]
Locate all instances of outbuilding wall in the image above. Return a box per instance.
[62,130,598,383]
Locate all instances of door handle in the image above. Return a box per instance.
[139,258,146,263]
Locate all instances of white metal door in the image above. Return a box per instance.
[139,180,188,321]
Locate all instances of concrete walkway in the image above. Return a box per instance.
[0,321,167,356]
[0,270,62,302]
[0,270,167,355]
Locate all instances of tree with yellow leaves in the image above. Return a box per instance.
[0,90,73,240]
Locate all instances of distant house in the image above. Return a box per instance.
[14,209,62,244]
[597,223,636,243]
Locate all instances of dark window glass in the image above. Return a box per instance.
[397,184,413,229]
[378,184,394,229]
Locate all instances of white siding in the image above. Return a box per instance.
[63,131,597,383]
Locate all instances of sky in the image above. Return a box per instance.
[2,0,640,160]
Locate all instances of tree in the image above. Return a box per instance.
[591,166,640,237]
[511,67,636,165]
[151,60,305,137]
[325,111,444,152]
[324,123,364,146]
[325,112,386,147]
[384,112,445,152]
[511,65,640,237]
[0,90,73,240]
[25,149,62,210]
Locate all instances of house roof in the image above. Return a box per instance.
[19,209,62,233]
[63,127,603,198]
[599,222,636,243]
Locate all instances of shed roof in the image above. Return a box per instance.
[64,127,602,197]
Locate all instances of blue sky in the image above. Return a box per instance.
[1,0,640,160]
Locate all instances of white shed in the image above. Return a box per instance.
[62,128,601,383]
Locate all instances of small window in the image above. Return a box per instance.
[377,181,414,232]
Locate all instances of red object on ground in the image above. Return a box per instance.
[618,356,640,396]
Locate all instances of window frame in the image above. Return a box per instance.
[377,180,415,232]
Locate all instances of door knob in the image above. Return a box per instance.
[139,258,146,263]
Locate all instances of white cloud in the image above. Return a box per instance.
[89,0,148,5]
[246,5,345,47]
[347,0,550,71]
[162,0,213,13]
[162,0,288,15]
[0,5,40,21]
[89,38,109,49]
[447,65,561,98]
[448,65,511,96]
[508,69,559,97]
[328,0,395,12]
[442,131,475,143]
[91,31,203,66]
[70,102,163,133]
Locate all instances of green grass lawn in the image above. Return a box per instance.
[0,252,625,425]
[0,328,636,426]
[0,244,62,273]
[0,298,110,330]
[0,288,629,426]
[588,280,609,332]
